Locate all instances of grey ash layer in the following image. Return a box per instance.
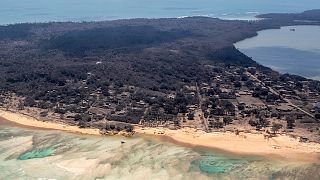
[0,10,320,141]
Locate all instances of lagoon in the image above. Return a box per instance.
[235,26,320,80]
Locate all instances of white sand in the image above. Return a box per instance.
[1,109,320,162]
[135,127,320,162]
[0,110,101,135]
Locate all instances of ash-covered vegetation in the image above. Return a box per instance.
[258,9,320,22]
[0,10,320,136]
[46,26,192,56]
[0,24,34,40]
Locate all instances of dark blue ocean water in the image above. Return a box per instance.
[1,0,320,24]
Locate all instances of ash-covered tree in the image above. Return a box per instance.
[187,112,195,120]
[286,116,295,129]
[24,97,36,107]
[271,123,283,134]
[223,116,233,125]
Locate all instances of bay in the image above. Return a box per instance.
[235,26,320,80]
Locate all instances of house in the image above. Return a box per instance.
[167,94,176,99]
[276,103,293,112]
[238,91,248,96]
[66,113,77,119]
[187,105,197,111]
[116,110,127,115]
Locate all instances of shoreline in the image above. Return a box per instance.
[134,127,320,163]
[234,25,320,81]
[1,109,320,162]
[0,109,101,136]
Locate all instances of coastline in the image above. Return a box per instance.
[135,127,320,162]
[0,109,101,136]
[1,109,320,162]
[234,25,320,81]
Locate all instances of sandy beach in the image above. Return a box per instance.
[135,127,320,162]
[1,109,320,162]
[0,110,101,135]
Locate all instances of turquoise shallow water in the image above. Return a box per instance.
[192,154,251,174]
[0,0,320,24]
[0,122,320,179]
[18,148,55,160]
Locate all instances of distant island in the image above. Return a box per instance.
[1,10,320,159]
